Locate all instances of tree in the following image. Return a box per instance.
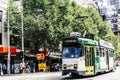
[6,0,120,58]
[23,0,119,54]
[5,0,21,48]
[23,0,74,51]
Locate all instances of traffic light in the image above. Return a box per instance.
[17,51,23,59]
[10,35,17,46]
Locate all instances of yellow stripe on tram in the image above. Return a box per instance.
[85,66,94,76]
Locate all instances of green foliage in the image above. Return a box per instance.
[7,0,120,57]
[23,0,74,51]
[4,0,21,48]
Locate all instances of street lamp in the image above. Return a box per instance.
[20,0,25,73]
[7,8,11,75]
[9,0,25,73]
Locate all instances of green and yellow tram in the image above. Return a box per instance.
[62,32,115,77]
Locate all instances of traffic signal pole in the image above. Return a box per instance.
[21,0,25,73]
[7,7,11,75]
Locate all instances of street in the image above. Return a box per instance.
[0,66,120,80]
[62,66,120,80]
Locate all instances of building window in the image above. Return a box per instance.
[113,24,118,31]
[0,10,3,33]
[110,0,119,5]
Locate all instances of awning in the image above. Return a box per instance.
[0,47,17,53]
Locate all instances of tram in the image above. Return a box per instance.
[62,32,115,77]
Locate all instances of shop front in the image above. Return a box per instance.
[0,46,18,74]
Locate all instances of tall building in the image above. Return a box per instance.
[0,0,9,48]
[0,0,18,65]
[74,0,120,40]
[73,0,96,7]
[95,0,120,40]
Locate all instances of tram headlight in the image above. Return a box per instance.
[74,64,78,69]
[63,64,67,69]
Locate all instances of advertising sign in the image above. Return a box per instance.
[38,63,46,70]
[37,53,45,60]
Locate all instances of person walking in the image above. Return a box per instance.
[11,64,14,74]
[0,63,3,75]
[19,62,23,73]
[2,64,7,74]
[33,63,36,73]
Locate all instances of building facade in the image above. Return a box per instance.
[0,0,8,48]
[0,0,19,74]
[0,0,18,53]
[74,0,120,41]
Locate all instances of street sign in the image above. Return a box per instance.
[38,63,46,70]
[37,53,45,60]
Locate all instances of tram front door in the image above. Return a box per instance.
[85,46,94,75]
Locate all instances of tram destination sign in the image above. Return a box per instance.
[63,38,78,44]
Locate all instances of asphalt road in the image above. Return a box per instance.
[63,66,120,80]
[0,66,120,80]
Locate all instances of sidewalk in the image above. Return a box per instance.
[2,71,60,76]
[0,72,61,80]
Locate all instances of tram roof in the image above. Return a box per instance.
[78,38,98,45]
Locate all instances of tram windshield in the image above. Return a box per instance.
[62,47,82,58]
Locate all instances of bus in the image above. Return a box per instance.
[62,32,115,77]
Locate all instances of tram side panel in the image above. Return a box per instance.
[95,47,101,73]
[108,49,114,71]
[99,47,107,72]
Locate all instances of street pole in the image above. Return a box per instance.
[7,8,11,75]
[21,0,25,73]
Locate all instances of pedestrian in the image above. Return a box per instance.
[11,64,14,74]
[32,63,36,73]
[26,63,31,73]
[0,63,3,75]
[2,64,7,74]
[19,62,23,73]
[47,65,50,72]
[22,62,25,73]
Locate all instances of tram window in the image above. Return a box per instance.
[112,50,114,54]
[109,49,113,57]
[62,47,82,58]
[96,47,99,56]
[100,53,102,57]
[100,48,103,57]
[106,48,108,55]
[80,45,84,57]
[100,47,101,52]
[103,48,105,57]
[109,53,113,57]
[103,53,105,57]
[102,48,104,57]
[87,47,90,52]
[108,49,111,56]
[80,48,84,57]
[111,50,114,57]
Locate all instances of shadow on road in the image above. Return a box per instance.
[62,75,95,80]
[61,71,115,80]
